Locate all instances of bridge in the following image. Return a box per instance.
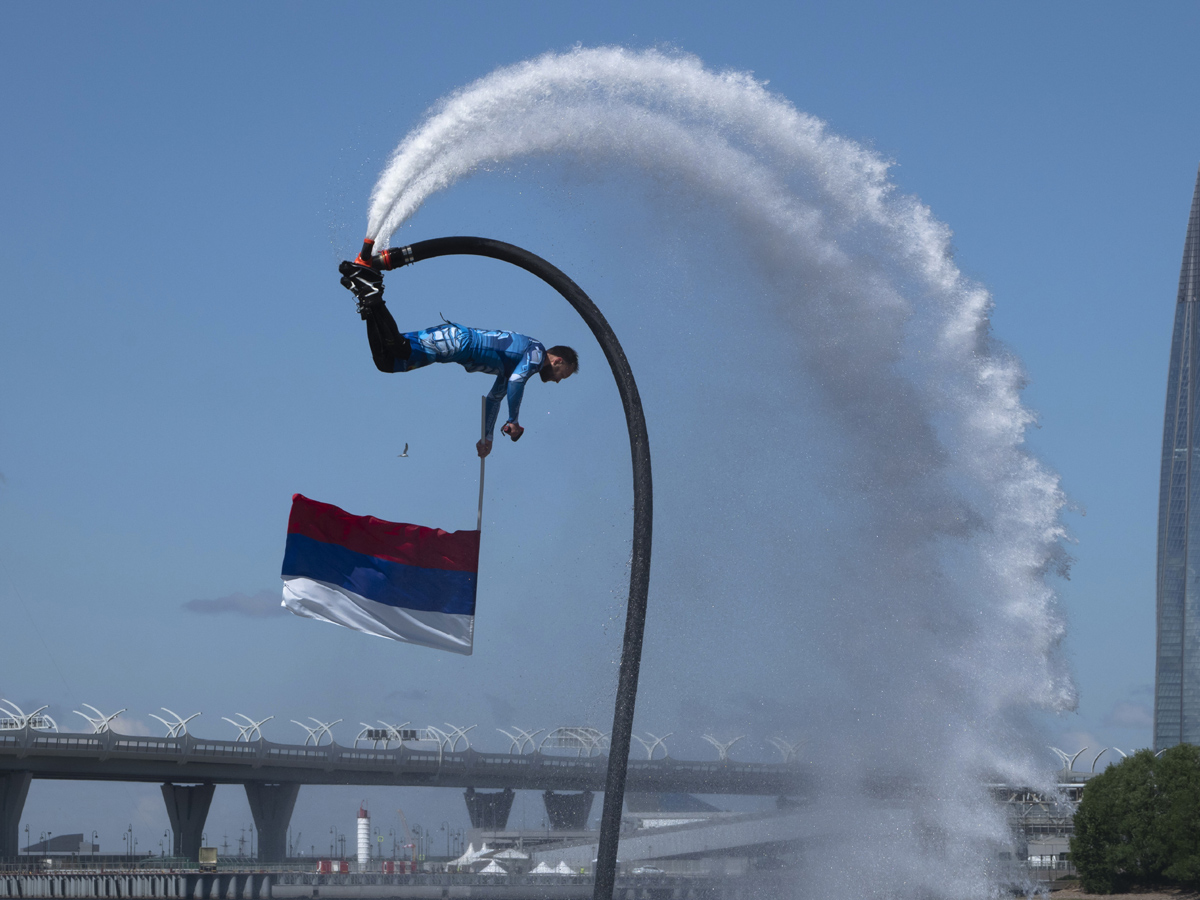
[0,727,808,865]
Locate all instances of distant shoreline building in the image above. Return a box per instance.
[22,833,98,856]
[1155,164,1200,750]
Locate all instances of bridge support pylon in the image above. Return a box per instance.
[245,782,300,862]
[543,790,595,831]
[161,782,215,861]
[0,771,32,859]
[463,787,514,830]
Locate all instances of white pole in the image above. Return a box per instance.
[477,396,486,531]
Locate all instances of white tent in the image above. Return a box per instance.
[478,859,507,874]
[530,861,556,874]
[493,848,529,860]
[449,842,492,867]
[554,861,574,875]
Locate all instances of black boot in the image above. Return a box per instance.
[338,261,384,319]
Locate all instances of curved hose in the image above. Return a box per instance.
[376,236,650,900]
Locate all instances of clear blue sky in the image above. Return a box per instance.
[2,0,1198,855]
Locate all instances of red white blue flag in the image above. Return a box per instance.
[280,494,478,655]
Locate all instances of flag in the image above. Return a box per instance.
[280,494,478,655]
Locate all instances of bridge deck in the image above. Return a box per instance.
[0,730,806,796]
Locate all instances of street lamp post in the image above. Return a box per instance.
[377,236,652,900]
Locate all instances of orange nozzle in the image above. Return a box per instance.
[354,238,376,268]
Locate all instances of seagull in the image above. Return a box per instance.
[398,443,409,458]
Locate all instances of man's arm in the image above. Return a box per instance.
[500,343,544,436]
[477,376,506,459]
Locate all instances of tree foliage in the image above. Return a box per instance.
[1071,745,1200,893]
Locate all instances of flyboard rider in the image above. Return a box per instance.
[338,241,578,459]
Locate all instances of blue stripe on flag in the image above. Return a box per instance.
[282,533,476,616]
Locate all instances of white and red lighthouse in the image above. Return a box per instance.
[356,804,370,869]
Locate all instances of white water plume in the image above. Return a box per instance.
[364,47,1073,899]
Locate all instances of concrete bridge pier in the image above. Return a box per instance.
[245,782,299,862]
[161,782,215,861]
[0,771,31,858]
[542,789,594,830]
[463,787,514,830]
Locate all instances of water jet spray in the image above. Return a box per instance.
[349,45,1074,899]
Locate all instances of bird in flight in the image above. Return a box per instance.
[398,443,409,458]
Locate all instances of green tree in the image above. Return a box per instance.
[1159,744,1200,887]
[1071,750,1167,893]
[1070,745,1200,892]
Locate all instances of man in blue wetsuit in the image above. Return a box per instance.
[338,260,578,458]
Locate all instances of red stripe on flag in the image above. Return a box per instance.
[287,494,479,572]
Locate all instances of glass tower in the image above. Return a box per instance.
[1156,165,1200,750]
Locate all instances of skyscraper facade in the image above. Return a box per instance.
[1155,165,1200,750]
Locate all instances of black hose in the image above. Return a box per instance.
[383,236,651,900]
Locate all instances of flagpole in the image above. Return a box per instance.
[477,395,486,531]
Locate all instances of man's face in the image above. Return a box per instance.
[540,354,576,383]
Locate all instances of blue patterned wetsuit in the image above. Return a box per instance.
[395,323,545,440]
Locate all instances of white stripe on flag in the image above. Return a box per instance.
[282,577,474,655]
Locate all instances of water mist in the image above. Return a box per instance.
[362,47,1074,899]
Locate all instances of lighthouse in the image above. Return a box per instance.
[357,804,370,869]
